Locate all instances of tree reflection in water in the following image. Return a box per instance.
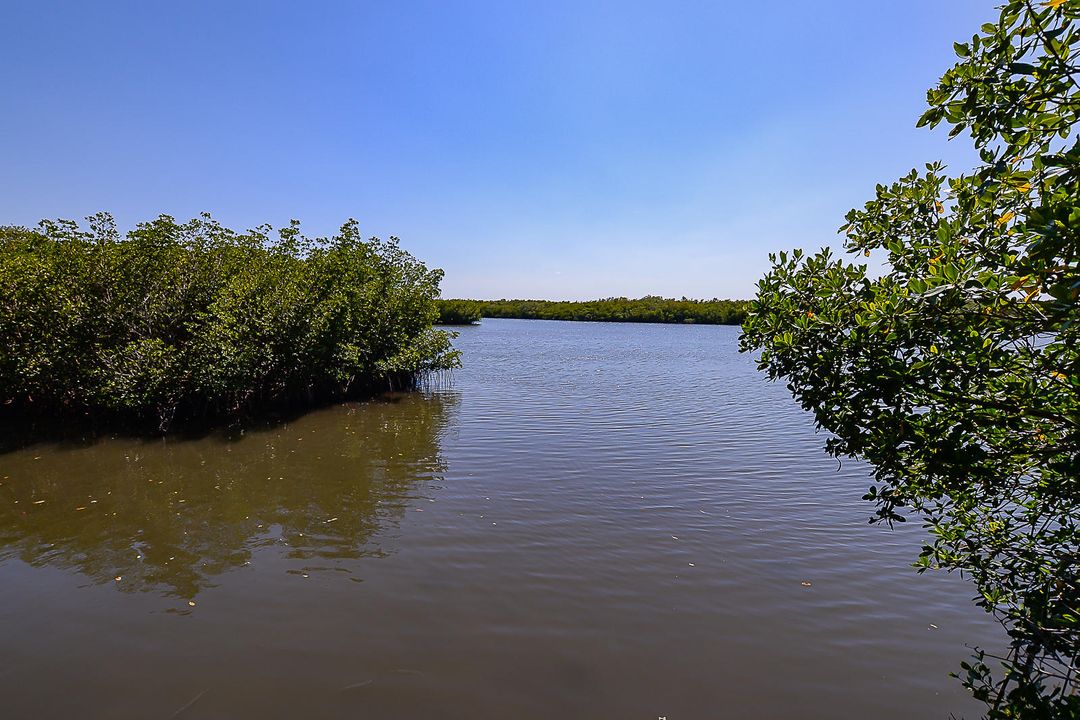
[0,392,456,603]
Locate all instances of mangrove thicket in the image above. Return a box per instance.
[741,1,1080,716]
[0,213,459,430]
[438,296,748,325]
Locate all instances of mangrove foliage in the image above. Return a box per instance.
[437,296,748,325]
[741,1,1080,716]
[436,299,484,325]
[0,213,459,430]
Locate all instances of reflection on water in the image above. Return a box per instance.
[0,393,454,603]
[0,321,1004,720]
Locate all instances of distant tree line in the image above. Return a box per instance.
[0,213,459,431]
[437,296,749,325]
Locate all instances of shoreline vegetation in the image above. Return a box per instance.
[438,297,749,325]
[740,3,1080,715]
[0,213,459,432]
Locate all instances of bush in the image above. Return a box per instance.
[436,299,482,324]
[741,1,1080,714]
[0,213,459,429]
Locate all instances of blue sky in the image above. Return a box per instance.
[2,1,993,299]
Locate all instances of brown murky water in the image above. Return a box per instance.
[0,319,1000,719]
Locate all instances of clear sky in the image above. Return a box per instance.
[2,1,994,300]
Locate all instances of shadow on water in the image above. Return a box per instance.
[0,387,445,455]
[0,391,457,603]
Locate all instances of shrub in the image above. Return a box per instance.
[0,213,459,429]
[436,299,483,324]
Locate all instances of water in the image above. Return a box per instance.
[0,319,1000,719]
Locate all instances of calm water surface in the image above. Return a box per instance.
[0,319,1000,719]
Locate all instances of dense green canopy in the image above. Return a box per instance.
[438,296,748,325]
[0,214,458,430]
[741,1,1079,716]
